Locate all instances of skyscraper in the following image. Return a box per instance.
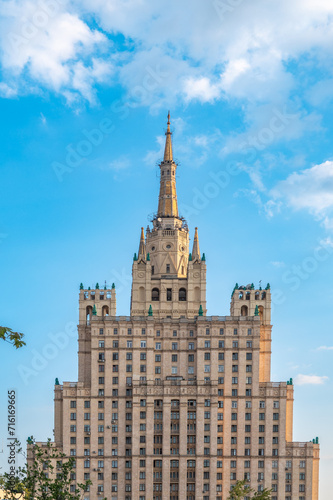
[41,114,319,500]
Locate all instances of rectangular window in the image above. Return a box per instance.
[141,341,146,348]
[167,288,172,300]
[128,328,132,335]
[156,343,161,350]
[172,343,178,350]
[204,341,211,348]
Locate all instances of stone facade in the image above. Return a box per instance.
[35,114,319,500]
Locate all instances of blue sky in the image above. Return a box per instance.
[1,0,333,497]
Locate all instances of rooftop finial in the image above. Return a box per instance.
[138,227,147,260]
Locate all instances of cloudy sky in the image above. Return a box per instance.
[1,0,333,497]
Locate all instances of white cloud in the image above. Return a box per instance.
[108,156,131,171]
[1,0,333,124]
[183,77,221,103]
[271,161,333,218]
[0,0,111,102]
[317,346,333,351]
[271,261,285,268]
[294,374,329,385]
[0,82,17,98]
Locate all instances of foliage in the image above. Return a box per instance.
[0,439,94,500]
[227,480,272,500]
[0,326,25,348]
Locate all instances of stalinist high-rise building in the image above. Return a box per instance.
[42,114,319,499]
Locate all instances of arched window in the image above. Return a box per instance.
[102,305,109,317]
[86,306,93,325]
[179,288,186,301]
[241,305,248,316]
[255,292,260,300]
[246,291,250,300]
[261,291,266,299]
[139,286,145,301]
[152,288,160,301]
[239,291,244,299]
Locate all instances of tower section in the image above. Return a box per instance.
[130,113,206,318]
[230,283,272,382]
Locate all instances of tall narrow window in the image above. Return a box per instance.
[166,264,170,273]
[152,288,159,301]
[179,288,186,301]
[167,289,172,301]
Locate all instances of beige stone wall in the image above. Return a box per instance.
[44,309,319,500]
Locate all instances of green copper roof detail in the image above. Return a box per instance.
[148,305,153,316]
[251,283,255,289]
[234,283,239,290]
[287,377,293,385]
[202,253,206,261]
[88,286,91,290]
[96,282,99,289]
[92,304,97,316]
[147,253,150,261]
[112,283,115,289]
[254,305,259,316]
[265,283,270,290]
[198,305,203,316]
[189,252,192,261]
[80,283,84,290]
[55,377,60,385]
[134,252,137,261]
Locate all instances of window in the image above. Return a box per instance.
[172,354,178,362]
[204,341,211,348]
[141,341,146,348]
[155,342,161,350]
[189,342,194,350]
[141,328,146,335]
[179,288,186,301]
[113,328,118,335]
[188,354,194,362]
[167,288,172,300]
[166,264,170,273]
[99,340,104,348]
[232,377,238,384]
[233,341,238,348]
[152,288,159,301]
[127,341,132,348]
[246,341,252,348]
[172,343,178,350]
[220,328,224,335]
[127,328,132,335]
[70,413,76,421]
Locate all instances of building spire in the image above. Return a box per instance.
[192,227,201,261]
[157,112,179,218]
[164,111,173,162]
[138,227,146,260]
